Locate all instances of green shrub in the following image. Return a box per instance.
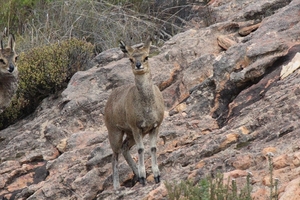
[0,38,94,129]
[165,172,252,200]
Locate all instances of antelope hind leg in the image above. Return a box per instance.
[122,136,139,185]
[112,152,121,190]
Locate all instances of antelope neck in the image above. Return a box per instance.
[134,72,155,101]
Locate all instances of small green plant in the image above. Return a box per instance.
[0,38,94,129]
[267,152,279,200]
[165,172,253,200]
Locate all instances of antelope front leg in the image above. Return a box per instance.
[133,130,146,185]
[149,127,160,183]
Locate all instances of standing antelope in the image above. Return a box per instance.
[104,37,165,190]
[0,34,18,113]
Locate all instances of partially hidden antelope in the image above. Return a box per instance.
[0,34,18,113]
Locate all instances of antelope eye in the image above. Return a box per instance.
[15,56,18,62]
[0,59,5,64]
[143,56,149,62]
[129,58,134,63]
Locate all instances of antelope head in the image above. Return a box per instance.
[0,34,18,75]
[120,37,151,75]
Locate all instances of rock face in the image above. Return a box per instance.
[1,0,300,199]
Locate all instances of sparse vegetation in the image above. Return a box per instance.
[1,0,207,53]
[165,172,253,200]
[0,0,48,33]
[166,153,283,200]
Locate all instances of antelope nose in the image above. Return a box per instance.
[136,61,142,69]
[8,63,14,73]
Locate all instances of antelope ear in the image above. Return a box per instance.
[143,36,152,53]
[7,34,15,52]
[119,40,134,55]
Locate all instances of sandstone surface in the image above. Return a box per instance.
[1,0,300,199]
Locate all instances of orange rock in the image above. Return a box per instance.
[279,177,300,200]
[7,172,34,192]
[262,147,277,158]
[174,103,187,113]
[220,133,239,149]
[239,126,251,135]
[238,23,261,36]
[23,162,45,171]
[43,147,61,160]
[195,160,205,169]
[0,161,21,174]
[262,175,271,186]
[272,168,289,182]
[278,182,288,198]
[292,152,300,167]
[226,169,248,179]
[56,138,68,153]
[273,154,289,169]
[251,188,268,200]
[217,35,237,50]
[188,170,197,180]
[223,169,248,184]
[144,183,168,200]
[233,154,253,170]
[158,62,181,91]
[147,174,155,183]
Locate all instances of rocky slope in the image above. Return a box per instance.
[1,0,300,199]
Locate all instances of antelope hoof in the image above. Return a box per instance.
[154,175,160,183]
[132,174,139,186]
[139,177,146,186]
